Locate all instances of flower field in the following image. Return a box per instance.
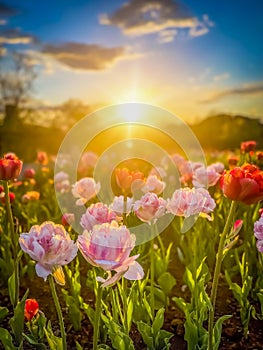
[1,142,263,350]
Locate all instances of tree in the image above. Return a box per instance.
[0,51,37,109]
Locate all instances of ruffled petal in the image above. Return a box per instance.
[35,263,51,281]
[123,261,144,281]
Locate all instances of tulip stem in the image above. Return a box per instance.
[48,275,67,350]
[150,224,157,315]
[123,194,127,226]
[93,279,103,350]
[208,200,237,350]
[3,180,16,256]
[3,180,19,308]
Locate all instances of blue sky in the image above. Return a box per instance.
[0,0,263,122]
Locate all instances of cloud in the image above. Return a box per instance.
[200,81,263,103]
[42,42,136,71]
[99,0,213,40]
[158,29,177,43]
[0,29,35,44]
[213,72,230,81]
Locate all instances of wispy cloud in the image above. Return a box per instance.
[200,81,263,103]
[99,0,213,40]
[42,42,138,71]
[0,29,35,44]
[213,72,230,81]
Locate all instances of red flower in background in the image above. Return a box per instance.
[221,164,263,204]
[24,299,39,321]
[241,141,257,153]
[24,168,36,179]
[0,153,23,181]
[0,186,15,204]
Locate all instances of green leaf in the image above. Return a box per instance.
[44,321,63,350]
[0,327,16,350]
[157,272,176,295]
[213,315,232,350]
[152,308,165,336]
[75,341,83,350]
[62,292,82,331]
[22,333,46,349]
[8,273,16,308]
[127,299,133,333]
[137,321,154,349]
[9,289,29,345]
[0,307,9,323]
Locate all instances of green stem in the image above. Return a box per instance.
[3,180,19,308]
[123,194,127,226]
[208,201,237,350]
[150,225,156,314]
[48,275,67,350]
[3,180,16,256]
[93,280,103,350]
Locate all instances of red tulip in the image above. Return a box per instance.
[0,153,23,181]
[221,164,263,204]
[24,168,36,179]
[24,299,39,321]
[240,141,256,153]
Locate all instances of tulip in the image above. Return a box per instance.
[19,221,78,282]
[142,175,166,195]
[109,195,133,216]
[80,202,117,231]
[115,167,144,194]
[254,216,263,252]
[192,165,221,188]
[24,298,39,321]
[37,151,48,165]
[77,221,144,287]
[72,177,100,205]
[24,168,36,179]
[241,141,256,153]
[221,164,263,205]
[167,187,216,218]
[134,192,166,223]
[54,171,70,193]
[21,191,40,203]
[0,153,23,181]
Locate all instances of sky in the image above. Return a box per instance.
[0,0,263,123]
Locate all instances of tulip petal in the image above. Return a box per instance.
[35,263,52,280]
[123,261,144,280]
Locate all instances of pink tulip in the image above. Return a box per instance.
[134,192,166,223]
[77,221,144,287]
[80,202,117,231]
[72,177,100,205]
[78,151,98,175]
[192,165,221,188]
[54,171,70,193]
[142,175,166,195]
[19,221,78,281]
[109,195,133,216]
[166,187,216,218]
